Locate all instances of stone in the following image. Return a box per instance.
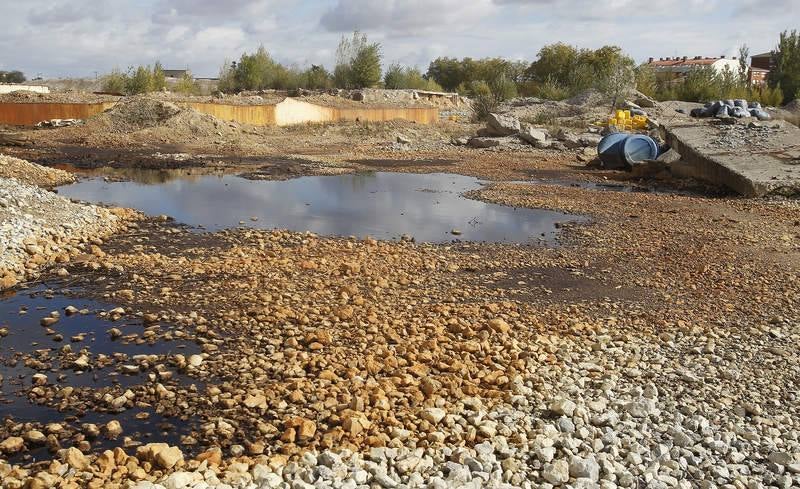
[164,471,194,489]
[543,459,570,484]
[0,436,24,453]
[485,113,521,136]
[104,420,123,438]
[519,126,548,146]
[188,354,203,367]
[488,318,510,334]
[550,398,577,417]
[467,137,502,149]
[64,447,90,470]
[570,456,600,481]
[422,407,446,425]
[24,430,46,444]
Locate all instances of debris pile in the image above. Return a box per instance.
[458,112,601,154]
[0,153,75,187]
[690,99,771,120]
[36,118,81,128]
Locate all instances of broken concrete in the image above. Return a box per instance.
[663,120,800,197]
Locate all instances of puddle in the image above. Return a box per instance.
[57,171,582,243]
[0,287,200,463]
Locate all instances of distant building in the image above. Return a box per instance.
[645,56,741,83]
[748,51,776,87]
[162,69,189,79]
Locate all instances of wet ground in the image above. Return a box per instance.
[56,171,583,244]
[0,285,200,464]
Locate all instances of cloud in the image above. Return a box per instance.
[27,1,111,25]
[320,0,493,34]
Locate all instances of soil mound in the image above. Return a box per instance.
[784,99,800,113]
[0,154,74,187]
[88,95,236,138]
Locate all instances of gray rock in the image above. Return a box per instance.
[543,460,570,484]
[485,113,521,136]
[569,456,600,481]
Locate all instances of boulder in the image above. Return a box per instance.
[518,125,549,146]
[485,113,521,136]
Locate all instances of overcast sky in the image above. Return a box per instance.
[3,0,798,79]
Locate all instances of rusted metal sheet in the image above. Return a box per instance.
[0,102,115,126]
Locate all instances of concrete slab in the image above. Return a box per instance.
[663,119,800,197]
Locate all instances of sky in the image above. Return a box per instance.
[2,0,798,79]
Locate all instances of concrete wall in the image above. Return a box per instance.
[0,102,115,126]
[0,84,50,95]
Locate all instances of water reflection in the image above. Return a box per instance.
[57,172,582,243]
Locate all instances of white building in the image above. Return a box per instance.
[645,56,741,82]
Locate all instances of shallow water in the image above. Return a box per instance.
[57,171,582,244]
[0,287,199,462]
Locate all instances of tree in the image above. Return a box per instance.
[739,44,750,82]
[174,72,201,95]
[304,65,332,89]
[635,64,657,97]
[349,43,382,88]
[152,61,167,91]
[334,31,382,88]
[769,30,800,103]
[126,65,154,94]
[102,69,127,94]
[426,57,464,92]
[384,64,443,90]
[0,70,26,83]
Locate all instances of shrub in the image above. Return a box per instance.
[0,71,26,83]
[102,69,127,94]
[173,72,201,95]
[384,64,443,91]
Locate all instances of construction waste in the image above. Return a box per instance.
[35,118,81,128]
[459,112,602,152]
[690,100,771,120]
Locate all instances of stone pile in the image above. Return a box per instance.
[460,113,601,154]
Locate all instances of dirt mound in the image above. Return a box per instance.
[0,154,74,187]
[87,95,236,138]
[0,91,118,104]
[784,99,800,113]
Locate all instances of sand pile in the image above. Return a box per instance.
[0,154,75,187]
[87,95,237,138]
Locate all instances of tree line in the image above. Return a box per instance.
[94,29,798,108]
[0,71,27,83]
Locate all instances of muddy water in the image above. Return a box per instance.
[57,171,582,244]
[0,286,199,463]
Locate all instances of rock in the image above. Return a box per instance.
[0,436,24,453]
[550,398,577,417]
[63,447,90,470]
[187,354,203,367]
[633,91,658,108]
[543,459,570,484]
[487,318,510,334]
[485,113,521,136]
[164,471,194,489]
[422,407,446,425]
[104,420,123,438]
[24,430,46,444]
[569,456,600,481]
[467,137,502,149]
[519,126,549,146]
[769,452,795,466]
[396,135,412,145]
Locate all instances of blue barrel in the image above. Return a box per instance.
[622,135,659,165]
[597,133,629,170]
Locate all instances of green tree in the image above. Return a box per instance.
[126,65,154,94]
[152,61,167,91]
[0,70,26,83]
[383,64,442,90]
[769,30,800,103]
[426,57,464,92]
[101,68,127,94]
[304,65,332,89]
[234,46,279,90]
[739,44,750,81]
[334,31,382,88]
[635,64,657,97]
[173,72,200,95]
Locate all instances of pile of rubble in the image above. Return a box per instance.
[0,158,135,288]
[36,118,81,128]
[455,112,601,157]
[0,153,75,187]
